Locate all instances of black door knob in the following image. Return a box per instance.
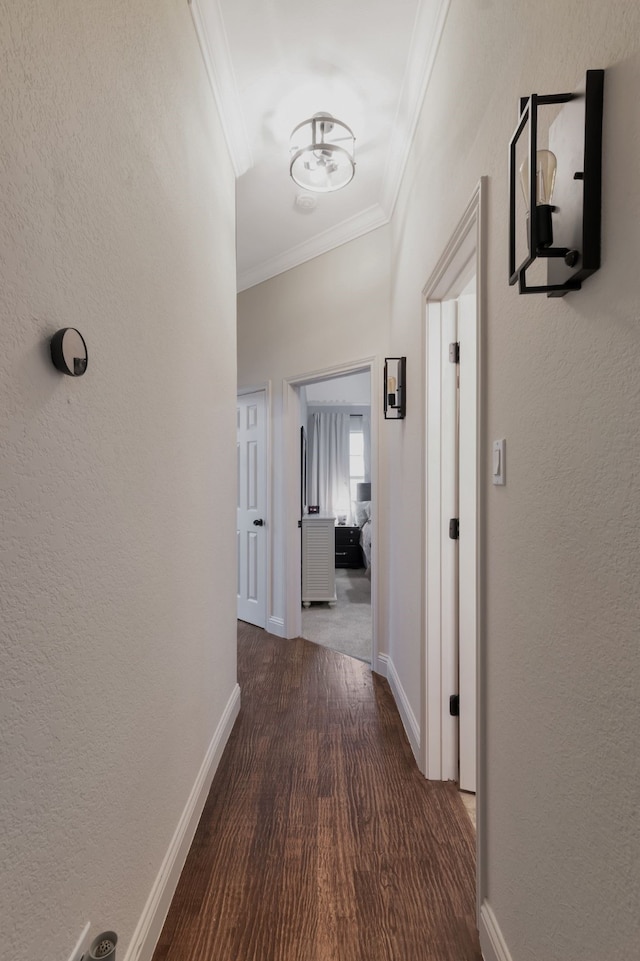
[253,518,264,527]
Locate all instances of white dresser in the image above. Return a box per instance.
[301,514,336,608]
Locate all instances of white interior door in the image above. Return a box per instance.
[432,281,477,793]
[237,390,267,628]
[441,301,459,783]
[458,281,477,794]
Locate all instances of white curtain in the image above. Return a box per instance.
[361,412,371,483]
[308,411,351,518]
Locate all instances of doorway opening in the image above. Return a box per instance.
[301,369,372,662]
[283,359,379,669]
[422,178,486,910]
[428,271,477,795]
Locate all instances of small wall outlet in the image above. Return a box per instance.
[67,922,91,961]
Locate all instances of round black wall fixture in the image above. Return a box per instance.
[50,328,88,376]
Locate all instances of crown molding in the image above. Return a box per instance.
[237,203,389,291]
[381,0,452,216]
[188,0,252,177]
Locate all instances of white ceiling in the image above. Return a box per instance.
[190,0,448,291]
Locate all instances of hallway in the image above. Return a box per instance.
[153,626,480,961]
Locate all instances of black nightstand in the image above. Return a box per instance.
[335,526,364,568]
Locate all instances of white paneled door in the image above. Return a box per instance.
[237,390,267,628]
[457,283,478,794]
[426,278,477,795]
[441,282,478,794]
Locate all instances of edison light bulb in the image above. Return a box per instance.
[519,149,557,210]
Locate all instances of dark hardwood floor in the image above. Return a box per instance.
[152,624,481,961]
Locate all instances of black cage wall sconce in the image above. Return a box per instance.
[384,357,406,420]
[508,69,604,296]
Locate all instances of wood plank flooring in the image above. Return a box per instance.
[152,625,481,961]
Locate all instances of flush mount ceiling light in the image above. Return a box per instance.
[508,69,604,296]
[289,113,355,193]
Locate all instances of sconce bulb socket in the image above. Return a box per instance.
[534,204,554,250]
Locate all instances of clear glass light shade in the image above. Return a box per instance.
[290,114,355,193]
[519,149,557,209]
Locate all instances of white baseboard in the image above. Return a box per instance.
[123,683,241,961]
[378,654,420,764]
[373,652,388,678]
[267,615,286,637]
[479,900,513,961]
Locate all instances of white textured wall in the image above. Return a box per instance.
[389,0,640,958]
[237,228,390,636]
[305,370,371,404]
[0,2,237,959]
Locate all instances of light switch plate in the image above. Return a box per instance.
[492,439,506,485]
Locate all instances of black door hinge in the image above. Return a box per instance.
[449,342,460,364]
[449,518,459,539]
[449,694,460,717]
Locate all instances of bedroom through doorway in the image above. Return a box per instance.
[298,367,373,664]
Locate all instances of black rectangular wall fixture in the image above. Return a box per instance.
[384,357,406,419]
[508,69,604,297]
[547,69,604,293]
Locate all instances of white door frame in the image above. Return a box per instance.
[282,357,381,671]
[237,383,272,629]
[421,178,487,916]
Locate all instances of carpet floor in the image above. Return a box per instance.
[301,567,371,662]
